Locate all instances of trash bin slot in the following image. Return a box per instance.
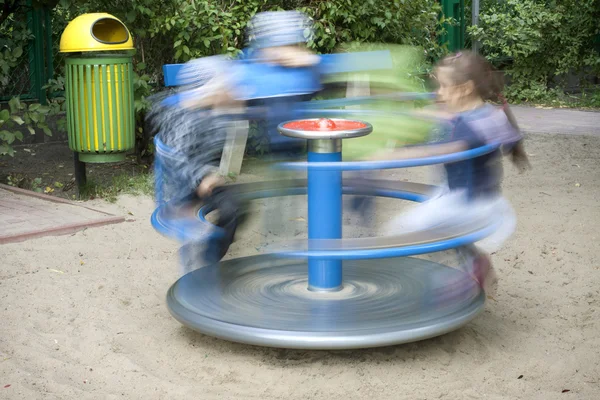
[91,18,129,45]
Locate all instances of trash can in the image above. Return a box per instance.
[60,13,135,163]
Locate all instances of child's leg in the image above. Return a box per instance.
[385,189,468,234]
[426,245,497,307]
[458,245,498,298]
[179,240,205,276]
[458,196,514,299]
[202,188,250,264]
[477,197,517,255]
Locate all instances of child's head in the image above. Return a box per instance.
[177,56,241,110]
[246,11,318,68]
[434,51,504,112]
[246,11,313,50]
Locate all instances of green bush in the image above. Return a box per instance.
[2,0,447,158]
[103,0,445,74]
[0,97,62,156]
[56,0,446,156]
[469,0,600,103]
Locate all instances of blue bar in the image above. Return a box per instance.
[277,143,500,171]
[307,151,343,291]
[319,50,393,74]
[153,136,165,205]
[162,50,393,87]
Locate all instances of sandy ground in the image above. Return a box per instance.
[1,132,599,400]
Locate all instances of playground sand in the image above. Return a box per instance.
[1,133,599,399]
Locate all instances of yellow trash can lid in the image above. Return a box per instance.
[60,13,134,53]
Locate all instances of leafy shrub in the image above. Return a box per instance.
[2,0,447,158]
[0,97,63,156]
[469,0,600,102]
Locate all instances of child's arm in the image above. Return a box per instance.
[164,110,228,199]
[411,105,454,121]
[367,140,468,161]
[366,115,485,162]
[187,116,230,198]
[260,45,320,68]
[196,173,225,198]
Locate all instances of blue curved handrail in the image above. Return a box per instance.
[157,99,443,127]
[159,91,435,113]
[276,143,500,171]
[299,92,436,109]
[150,183,501,258]
[151,185,427,243]
[277,218,502,260]
[295,108,446,123]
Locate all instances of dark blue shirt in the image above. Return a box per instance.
[438,105,521,199]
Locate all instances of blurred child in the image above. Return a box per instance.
[244,10,321,156]
[147,55,250,273]
[241,11,323,233]
[374,51,530,296]
[149,11,324,273]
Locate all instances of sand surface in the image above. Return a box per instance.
[1,133,599,399]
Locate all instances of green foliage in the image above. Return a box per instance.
[469,0,600,102]
[3,0,447,159]
[0,97,63,156]
[132,70,153,158]
[247,120,270,155]
[300,0,444,59]
[0,9,32,94]
[0,1,67,158]
[43,78,68,132]
[58,0,445,157]
[51,0,446,75]
[577,90,600,108]
[78,172,154,202]
[80,0,445,73]
[0,29,31,88]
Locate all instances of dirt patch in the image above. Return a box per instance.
[0,141,149,200]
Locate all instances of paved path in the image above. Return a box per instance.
[0,185,124,244]
[512,106,599,136]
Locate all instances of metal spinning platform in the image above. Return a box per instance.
[167,255,485,349]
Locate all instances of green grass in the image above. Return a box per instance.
[79,172,154,203]
[508,87,600,110]
[564,90,600,109]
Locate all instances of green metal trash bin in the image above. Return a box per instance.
[60,13,135,163]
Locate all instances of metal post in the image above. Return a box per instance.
[307,139,343,291]
[154,140,165,205]
[73,152,87,197]
[472,0,480,54]
[44,8,54,86]
[27,5,46,143]
[31,7,46,104]
[278,119,372,292]
[26,0,36,99]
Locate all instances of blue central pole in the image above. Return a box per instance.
[307,140,342,291]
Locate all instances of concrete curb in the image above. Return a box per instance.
[0,184,126,244]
